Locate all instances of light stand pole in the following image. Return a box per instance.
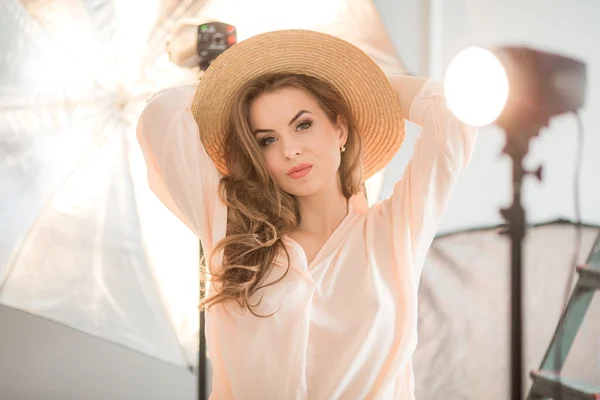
[198,310,207,400]
[198,240,207,400]
[499,122,544,400]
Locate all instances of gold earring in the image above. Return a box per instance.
[340,145,346,153]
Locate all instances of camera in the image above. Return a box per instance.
[167,20,237,71]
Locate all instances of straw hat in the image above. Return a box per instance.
[191,29,405,180]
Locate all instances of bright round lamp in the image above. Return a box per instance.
[444,47,509,127]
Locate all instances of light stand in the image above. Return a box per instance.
[198,309,207,400]
[490,47,587,399]
[198,240,207,400]
[499,122,543,400]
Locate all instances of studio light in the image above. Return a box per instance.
[445,46,586,131]
[444,46,587,400]
[445,47,509,127]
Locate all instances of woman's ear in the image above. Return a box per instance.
[336,115,349,146]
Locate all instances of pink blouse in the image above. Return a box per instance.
[136,79,477,399]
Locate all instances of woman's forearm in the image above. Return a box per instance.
[387,75,428,121]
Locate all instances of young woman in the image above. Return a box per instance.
[137,30,476,399]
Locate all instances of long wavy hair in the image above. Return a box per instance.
[199,73,364,316]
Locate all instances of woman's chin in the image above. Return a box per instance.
[281,182,321,198]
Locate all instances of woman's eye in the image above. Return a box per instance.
[260,136,277,147]
[297,121,312,131]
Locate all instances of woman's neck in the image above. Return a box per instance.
[295,179,349,240]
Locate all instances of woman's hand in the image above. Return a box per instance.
[387,75,428,121]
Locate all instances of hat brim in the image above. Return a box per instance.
[191,29,405,180]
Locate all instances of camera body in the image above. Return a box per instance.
[167,20,237,71]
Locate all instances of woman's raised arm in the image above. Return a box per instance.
[136,85,226,252]
[375,79,478,282]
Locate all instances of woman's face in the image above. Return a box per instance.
[249,86,347,197]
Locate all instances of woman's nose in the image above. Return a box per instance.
[283,142,302,160]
